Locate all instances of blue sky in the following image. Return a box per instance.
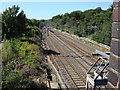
[1,2,112,20]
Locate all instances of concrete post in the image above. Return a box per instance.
[108,0,120,89]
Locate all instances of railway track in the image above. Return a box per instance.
[44,29,101,89]
[46,35,86,89]
[52,30,98,61]
[49,30,97,67]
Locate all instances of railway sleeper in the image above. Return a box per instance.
[71,75,80,77]
[78,73,86,77]
[70,73,79,76]
[75,82,85,85]
[76,83,85,86]
[73,79,83,81]
[68,71,76,73]
[75,82,84,85]
[65,66,73,68]
[72,79,82,81]
[66,67,74,69]
[77,85,86,87]
[78,75,86,78]
[71,76,80,79]
[70,74,78,76]
[77,85,86,88]
[74,80,83,82]
[67,71,76,74]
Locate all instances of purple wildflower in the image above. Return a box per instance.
[20,65,30,72]
[23,65,29,69]
[29,71,34,75]
[27,85,31,88]
[23,64,27,66]
[16,64,20,67]
[19,57,23,59]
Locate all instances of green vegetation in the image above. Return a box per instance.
[1,4,113,89]
[2,5,47,89]
[0,13,2,35]
[2,6,27,39]
[50,6,112,45]
[2,39,46,88]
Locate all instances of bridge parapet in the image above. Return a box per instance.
[108,0,120,89]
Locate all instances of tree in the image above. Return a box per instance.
[70,11,82,20]
[2,5,27,39]
[96,7,102,13]
[0,13,2,31]
[50,5,112,45]
[0,13,2,41]
[28,19,40,27]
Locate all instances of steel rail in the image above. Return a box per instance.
[47,36,86,89]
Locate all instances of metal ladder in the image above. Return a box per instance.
[86,57,109,90]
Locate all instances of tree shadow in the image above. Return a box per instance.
[43,49,60,55]
[21,39,38,45]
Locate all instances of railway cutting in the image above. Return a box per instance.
[43,28,109,89]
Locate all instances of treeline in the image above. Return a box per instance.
[2,5,41,40]
[0,13,2,36]
[50,6,112,45]
[2,5,47,89]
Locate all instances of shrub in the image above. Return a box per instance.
[2,39,45,89]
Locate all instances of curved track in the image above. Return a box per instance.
[45,29,99,89]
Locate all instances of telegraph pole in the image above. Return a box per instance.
[108,0,120,89]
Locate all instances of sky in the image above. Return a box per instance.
[1,2,113,20]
